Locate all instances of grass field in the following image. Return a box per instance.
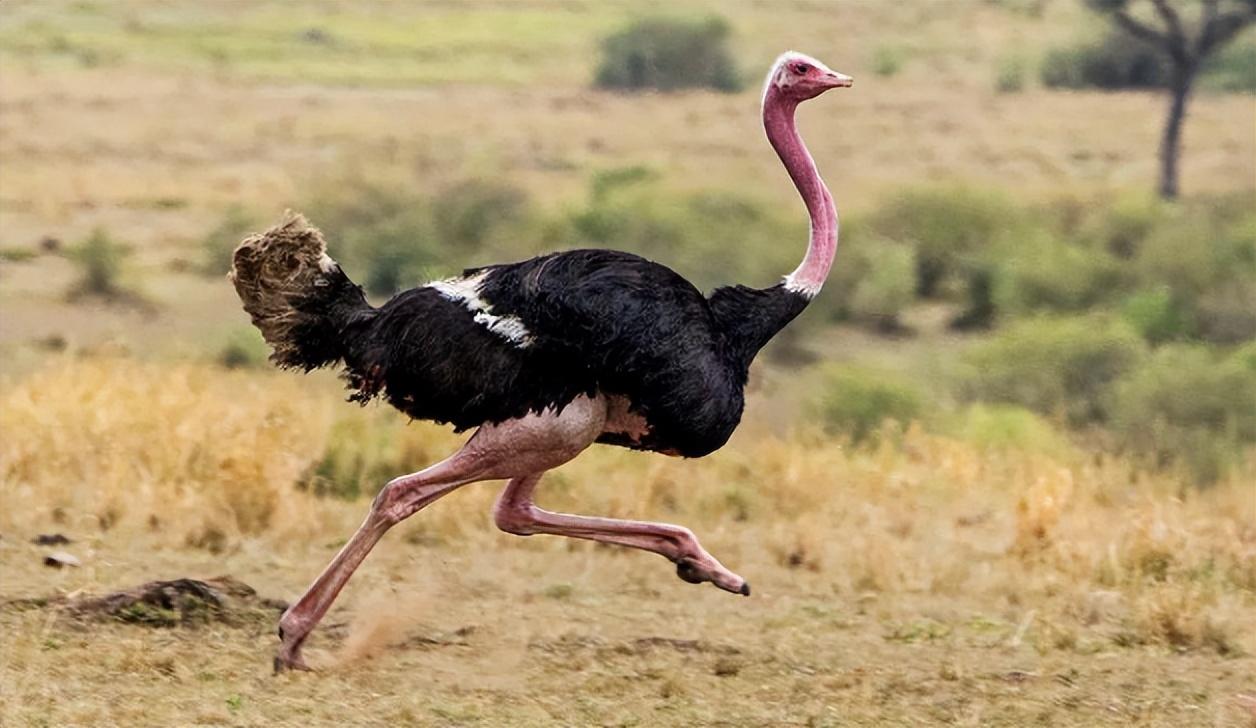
[2,360,1254,727]
[2,1,1255,726]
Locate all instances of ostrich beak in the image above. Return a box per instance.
[823,71,854,89]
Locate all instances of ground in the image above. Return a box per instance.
[3,524,1254,727]
[1,361,1253,727]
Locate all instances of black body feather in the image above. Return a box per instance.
[345,250,808,457]
[234,218,810,459]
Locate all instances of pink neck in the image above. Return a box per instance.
[762,85,837,297]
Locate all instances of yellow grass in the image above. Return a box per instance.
[2,359,1253,726]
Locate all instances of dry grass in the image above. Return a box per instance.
[2,359,1253,726]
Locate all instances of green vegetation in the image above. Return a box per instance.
[1112,344,1256,482]
[66,227,130,300]
[594,16,741,93]
[813,365,927,442]
[216,327,270,370]
[200,205,259,277]
[870,45,906,77]
[962,314,1146,425]
[1041,31,1167,90]
[994,55,1027,93]
[1041,32,1256,93]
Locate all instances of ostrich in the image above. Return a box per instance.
[231,51,852,672]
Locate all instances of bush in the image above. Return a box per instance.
[848,243,918,331]
[871,45,905,77]
[866,185,1022,299]
[1077,192,1167,259]
[200,205,258,277]
[306,177,535,297]
[962,314,1146,424]
[595,17,741,93]
[991,228,1125,314]
[216,327,270,369]
[823,235,918,330]
[1133,208,1256,344]
[1041,32,1168,90]
[995,55,1027,93]
[431,179,529,255]
[812,365,927,443]
[1112,345,1256,483]
[68,227,129,299]
[946,403,1070,454]
[566,180,801,295]
[1200,40,1256,92]
[1120,287,1189,344]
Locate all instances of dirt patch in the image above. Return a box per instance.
[4,576,286,629]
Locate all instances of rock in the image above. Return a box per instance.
[33,533,72,546]
[43,552,81,568]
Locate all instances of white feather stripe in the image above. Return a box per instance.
[427,273,534,347]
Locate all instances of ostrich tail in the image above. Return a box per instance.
[229,212,373,371]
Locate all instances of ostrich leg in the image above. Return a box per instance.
[493,472,750,595]
[275,395,608,672]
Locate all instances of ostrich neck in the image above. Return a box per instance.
[762,86,837,298]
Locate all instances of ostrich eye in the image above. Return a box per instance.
[792,63,811,75]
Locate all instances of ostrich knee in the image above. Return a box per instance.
[493,500,538,536]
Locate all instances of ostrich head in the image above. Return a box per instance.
[764,51,853,103]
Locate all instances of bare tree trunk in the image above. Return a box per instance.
[1159,68,1194,200]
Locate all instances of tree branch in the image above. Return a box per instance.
[1110,9,1171,46]
[1198,7,1256,57]
[1148,0,1191,61]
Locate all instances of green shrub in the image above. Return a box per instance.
[848,242,918,330]
[946,403,1070,454]
[215,327,269,369]
[962,314,1146,424]
[995,55,1027,93]
[824,236,918,330]
[68,227,129,299]
[566,181,801,295]
[595,17,741,93]
[1041,32,1168,90]
[1112,345,1256,483]
[0,246,37,263]
[1078,192,1167,259]
[306,177,536,297]
[871,45,905,77]
[951,267,998,330]
[1200,39,1256,92]
[1133,209,1256,344]
[1120,287,1190,344]
[432,179,529,254]
[991,228,1125,314]
[306,415,403,500]
[813,365,927,443]
[201,205,259,277]
[866,185,1022,298]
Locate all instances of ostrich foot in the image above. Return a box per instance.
[273,624,314,674]
[675,557,751,596]
[273,651,313,674]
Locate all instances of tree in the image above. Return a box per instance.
[1087,0,1256,199]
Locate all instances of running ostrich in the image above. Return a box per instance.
[231,51,852,672]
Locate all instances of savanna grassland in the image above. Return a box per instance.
[1,1,1255,727]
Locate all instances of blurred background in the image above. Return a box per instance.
[1,1,1254,725]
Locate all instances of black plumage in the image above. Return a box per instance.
[231,217,809,459]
